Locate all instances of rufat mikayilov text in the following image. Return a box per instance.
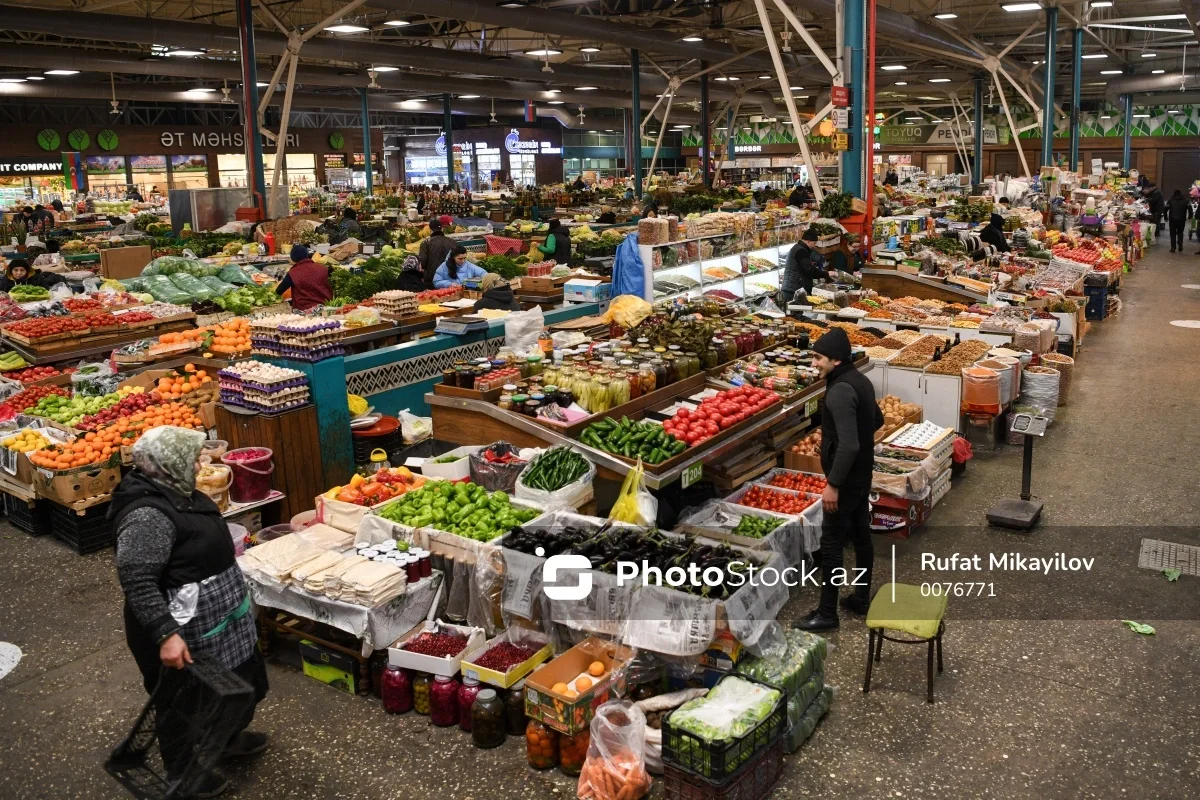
[921,552,1096,575]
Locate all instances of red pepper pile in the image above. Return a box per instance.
[471,642,539,672]
[481,446,524,465]
[402,631,469,658]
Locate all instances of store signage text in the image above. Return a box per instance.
[0,161,62,175]
[504,129,561,155]
[733,145,762,153]
[158,131,300,149]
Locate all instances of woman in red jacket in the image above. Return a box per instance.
[275,244,333,311]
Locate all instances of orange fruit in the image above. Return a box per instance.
[574,676,592,692]
[551,682,569,695]
[588,661,605,677]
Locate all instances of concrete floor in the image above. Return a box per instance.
[2,248,1199,799]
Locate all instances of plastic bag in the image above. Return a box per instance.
[514,446,596,510]
[119,277,147,293]
[218,265,254,285]
[48,282,73,301]
[611,231,646,298]
[143,275,192,305]
[635,689,706,775]
[469,442,528,491]
[1020,366,1060,423]
[199,275,238,295]
[736,627,828,697]
[577,701,651,800]
[503,306,544,355]
[71,362,119,396]
[345,306,382,327]
[170,272,214,302]
[608,461,657,527]
[783,685,832,754]
[398,408,431,444]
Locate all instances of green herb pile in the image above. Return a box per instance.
[818,191,855,220]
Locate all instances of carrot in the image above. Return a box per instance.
[615,785,635,800]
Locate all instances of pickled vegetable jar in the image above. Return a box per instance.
[608,373,631,407]
[430,675,459,727]
[637,363,657,394]
[526,719,559,769]
[559,729,589,776]
[591,376,612,413]
[527,353,544,376]
[650,358,670,389]
[505,681,528,735]
[381,666,412,714]
[471,689,507,749]
[412,672,433,715]
[458,675,482,731]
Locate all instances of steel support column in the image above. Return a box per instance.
[726,106,735,170]
[1070,27,1082,171]
[631,48,643,196]
[234,0,265,203]
[1041,5,1058,168]
[973,76,984,185]
[842,0,865,196]
[443,93,455,189]
[1122,89,1133,171]
[700,67,710,188]
[361,88,373,194]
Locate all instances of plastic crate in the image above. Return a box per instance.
[105,656,255,800]
[664,738,784,800]
[3,492,50,536]
[1083,285,1108,320]
[661,675,787,781]
[49,500,114,555]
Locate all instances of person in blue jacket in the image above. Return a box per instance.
[433,245,487,289]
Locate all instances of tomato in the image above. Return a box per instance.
[719,416,734,430]
[676,408,690,420]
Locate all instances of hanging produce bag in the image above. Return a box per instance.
[608,460,656,527]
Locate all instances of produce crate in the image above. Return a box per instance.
[49,498,114,554]
[1083,285,1108,320]
[661,675,787,781]
[664,738,784,800]
[3,491,50,536]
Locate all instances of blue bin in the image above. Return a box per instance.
[1084,285,1108,320]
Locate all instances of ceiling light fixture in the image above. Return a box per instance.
[1002,3,1042,11]
[728,77,740,81]
[1081,54,1108,59]
[1101,114,1112,119]
[580,46,600,53]
[1142,53,1157,58]
[895,81,908,86]
[25,76,44,81]
[459,94,480,99]
[575,86,597,90]
[45,69,80,76]
[166,49,205,57]
[934,13,957,20]
[1153,69,1166,74]
[1168,108,1180,113]
[758,75,771,79]
[929,78,952,83]
[714,76,728,82]
[1100,69,1122,75]
[383,19,411,26]
[326,24,369,33]
[186,87,216,93]
[547,100,564,105]
[526,48,562,56]
[1133,113,1150,118]
[373,66,399,72]
[1091,1,1113,6]
[0,78,27,83]
[681,36,703,42]
[881,65,907,71]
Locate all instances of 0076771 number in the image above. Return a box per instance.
[921,582,995,598]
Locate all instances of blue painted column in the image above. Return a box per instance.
[842,0,865,196]
[234,0,265,204]
[443,94,455,189]
[1041,5,1058,168]
[631,49,643,195]
[361,88,374,194]
[973,75,984,185]
[1122,91,1133,170]
[1070,28,1082,171]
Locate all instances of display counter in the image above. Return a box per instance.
[860,266,989,304]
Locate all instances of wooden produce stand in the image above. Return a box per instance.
[860,266,989,305]
[2,316,198,366]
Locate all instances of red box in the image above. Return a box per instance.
[870,489,933,539]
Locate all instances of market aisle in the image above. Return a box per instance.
[2,250,1199,800]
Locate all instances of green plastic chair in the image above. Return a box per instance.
[863,583,947,703]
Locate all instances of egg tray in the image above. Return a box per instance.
[244,385,310,405]
[374,301,418,315]
[276,331,345,348]
[251,343,345,362]
[242,394,310,413]
[240,377,309,393]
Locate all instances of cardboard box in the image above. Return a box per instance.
[33,463,121,505]
[299,639,359,694]
[524,638,632,735]
[697,628,745,671]
[562,279,612,303]
[783,451,824,474]
[0,425,71,486]
[99,245,153,280]
[461,631,553,689]
[388,621,485,676]
[869,487,933,539]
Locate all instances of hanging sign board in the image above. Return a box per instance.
[831,86,850,108]
[832,132,850,151]
[832,109,849,129]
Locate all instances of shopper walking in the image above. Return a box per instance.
[417,218,456,289]
[795,328,884,632]
[112,427,269,798]
[1188,193,1199,242]
[536,219,572,265]
[1142,182,1164,238]
[1165,189,1191,252]
[275,244,333,311]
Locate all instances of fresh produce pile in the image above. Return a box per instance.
[62,297,102,313]
[577,724,652,800]
[324,468,427,506]
[207,318,252,355]
[29,439,118,470]
[8,285,50,303]
[731,515,784,538]
[472,255,524,281]
[503,521,599,558]
[469,641,541,672]
[76,390,160,431]
[211,284,278,314]
[82,312,120,329]
[376,481,540,541]
[878,394,922,422]
[662,386,782,447]
[666,676,782,777]
[116,310,156,325]
[735,629,827,696]
[4,316,89,339]
[328,256,405,301]
[578,418,686,465]
[415,287,461,304]
[85,400,206,452]
[401,630,469,658]
[25,392,124,427]
[2,429,49,453]
[0,352,30,372]
[767,472,827,494]
[735,485,819,515]
[517,446,590,492]
[153,365,214,400]
[0,385,68,421]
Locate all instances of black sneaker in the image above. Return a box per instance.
[185,771,229,799]
[222,731,269,759]
[840,594,871,615]
[793,609,839,631]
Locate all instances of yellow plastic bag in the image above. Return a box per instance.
[608,460,658,527]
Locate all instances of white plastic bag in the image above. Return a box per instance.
[398,407,432,444]
[503,305,544,354]
[608,461,656,527]
[576,701,652,800]
[513,446,596,510]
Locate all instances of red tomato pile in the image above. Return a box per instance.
[661,386,781,447]
[117,311,156,325]
[736,485,819,514]
[768,472,827,493]
[5,365,61,383]
[83,312,120,328]
[62,297,102,313]
[0,385,69,421]
[5,317,89,339]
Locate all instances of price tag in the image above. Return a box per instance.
[804,397,819,418]
[681,461,703,489]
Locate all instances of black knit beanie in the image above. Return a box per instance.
[812,327,852,363]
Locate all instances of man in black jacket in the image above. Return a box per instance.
[979,213,1011,253]
[1164,189,1191,252]
[418,219,456,289]
[1143,182,1164,237]
[796,328,884,632]
[780,227,835,306]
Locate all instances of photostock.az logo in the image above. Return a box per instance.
[541,551,592,601]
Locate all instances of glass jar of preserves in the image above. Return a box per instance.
[650,358,670,388]
[591,375,612,414]
[526,719,559,769]
[683,351,701,378]
[471,689,507,749]
[637,363,657,394]
[441,368,457,388]
[662,354,680,385]
[543,363,560,387]
[608,372,631,407]
[702,343,719,370]
[559,729,590,776]
[412,672,433,715]
[430,675,459,727]
[624,369,642,400]
[458,676,482,731]
[515,356,530,379]
[524,399,541,417]
[381,666,412,714]
[511,394,529,412]
[498,394,513,411]
[527,353,544,376]
[556,386,575,409]
[505,680,527,735]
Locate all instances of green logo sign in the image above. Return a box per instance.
[67,129,90,151]
[97,129,120,151]
[36,129,60,151]
[328,131,345,149]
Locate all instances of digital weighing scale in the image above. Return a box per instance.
[986,413,1048,530]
